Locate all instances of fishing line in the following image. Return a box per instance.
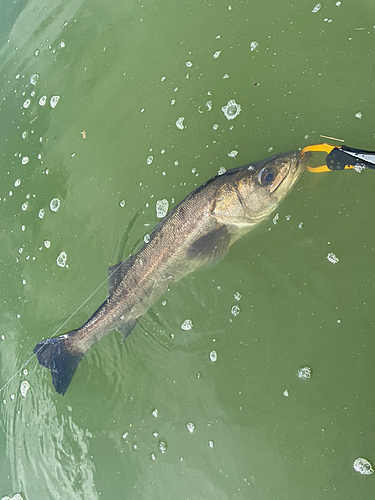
[0,242,143,394]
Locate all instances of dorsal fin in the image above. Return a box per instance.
[108,257,135,296]
[187,225,231,267]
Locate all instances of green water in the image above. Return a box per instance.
[1,0,375,498]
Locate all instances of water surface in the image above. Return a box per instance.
[1,0,375,499]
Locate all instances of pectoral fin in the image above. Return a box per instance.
[116,318,139,339]
[187,225,231,267]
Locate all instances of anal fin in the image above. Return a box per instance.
[187,225,231,267]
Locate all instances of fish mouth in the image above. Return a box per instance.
[279,150,311,193]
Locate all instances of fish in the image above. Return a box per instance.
[33,149,311,395]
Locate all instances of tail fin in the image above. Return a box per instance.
[33,331,84,395]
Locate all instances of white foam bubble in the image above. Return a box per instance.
[50,95,60,108]
[231,305,240,316]
[56,251,67,267]
[186,422,195,433]
[181,319,193,331]
[297,366,312,379]
[30,74,39,85]
[156,199,169,218]
[222,99,241,120]
[39,95,47,106]
[353,457,374,475]
[312,3,321,13]
[20,380,30,397]
[158,440,167,453]
[327,252,339,264]
[50,197,61,212]
[209,350,217,362]
[176,117,185,130]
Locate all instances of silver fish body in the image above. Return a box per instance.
[34,150,310,394]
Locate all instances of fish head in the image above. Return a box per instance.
[235,150,311,223]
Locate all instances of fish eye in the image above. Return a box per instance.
[258,167,275,186]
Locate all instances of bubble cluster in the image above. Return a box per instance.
[327,252,339,264]
[312,3,321,12]
[181,319,193,331]
[186,422,195,433]
[20,380,30,398]
[297,367,312,379]
[156,199,169,218]
[50,95,60,108]
[30,74,39,85]
[158,440,167,454]
[231,305,240,316]
[353,457,374,475]
[56,251,67,267]
[209,350,217,362]
[176,117,185,130]
[222,99,241,120]
[50,198,61,212]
